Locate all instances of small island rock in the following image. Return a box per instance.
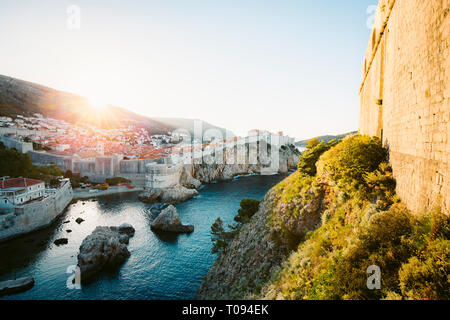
[54,238,68,245]
[150,205,194,234]
[77,224,134,282]
[75,218,84,224]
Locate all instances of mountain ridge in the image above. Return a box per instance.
[0,74,234,137]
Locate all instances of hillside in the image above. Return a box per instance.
[0,74,233,137]
[154,117,235,140]
[295,132,357,148]
[197,135,449,300]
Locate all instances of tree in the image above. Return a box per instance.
[64,170,73,179]
[211,218,229,254]
[234,199,260,224]
[49,178,61,188]
[0,148,34,177]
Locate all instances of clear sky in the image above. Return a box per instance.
[0,0,377,139]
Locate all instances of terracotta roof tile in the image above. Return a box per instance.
[0,178,43,189]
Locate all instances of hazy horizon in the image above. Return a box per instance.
[0,0,376,140]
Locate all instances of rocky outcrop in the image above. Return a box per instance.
[197,173,327,300]
[184,143,299,185]
[0,277,34,296]
[54,238,68,246]
[77,223,135,282]
[150,205,194,234]
[149,203,170,214]
[75,218,84,224]
[196,190,287,299]
[139,184,198,204]
[179,167,202,189]
[118,223,135,236]
[138,143,298,205]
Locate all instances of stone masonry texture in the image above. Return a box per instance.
[359,0,449,215]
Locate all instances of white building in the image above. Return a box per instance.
[0,177,45,206]
[247,129,295,146]
[55,144,70,152]
[96,142,105,156]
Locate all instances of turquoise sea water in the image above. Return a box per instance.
[0,174,286,300]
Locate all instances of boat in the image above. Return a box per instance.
[126,184,135,189]
[93,183,109,190]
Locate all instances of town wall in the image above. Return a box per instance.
[0,135,33,153]
[359,0,449,215]
[0,180,73,242]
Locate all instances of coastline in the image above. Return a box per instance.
[72,186,144,200]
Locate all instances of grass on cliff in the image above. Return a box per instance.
[261,134,449,300]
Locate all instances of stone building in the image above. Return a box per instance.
[145,163,180,189]
[0,179,73,242]
[359,0,449,215]
[0,178,45,207]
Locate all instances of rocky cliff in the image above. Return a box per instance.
[184,143,299,185]
[197,135,449,300]
[196,172,327,299]
[140,142,299,204]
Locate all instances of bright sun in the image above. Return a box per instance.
[89,96,108,111]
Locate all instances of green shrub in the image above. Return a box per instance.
[106,177,131,185]
[364,162,397,206]
[255,134,448,300]
[234,199,260,224]
[398,238,449,300]
[317,135,387,199]
[297,139,337,176]
[331,205,415,299]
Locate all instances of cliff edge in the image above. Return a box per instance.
[197,135,449,300]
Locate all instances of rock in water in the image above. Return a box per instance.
[0,277,34,296]
[118,223,135,236]
[77,224,134,282]
[138,184,198,204]
[54,238,68,245]
[149,203,170,214]
[150,205,194,234]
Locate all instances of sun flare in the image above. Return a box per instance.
[89,96,108,111]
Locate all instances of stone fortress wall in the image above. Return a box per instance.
[26,136,298,187]
[0,179,73,242]
[359,0,449,215]
[0,135,33,153]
